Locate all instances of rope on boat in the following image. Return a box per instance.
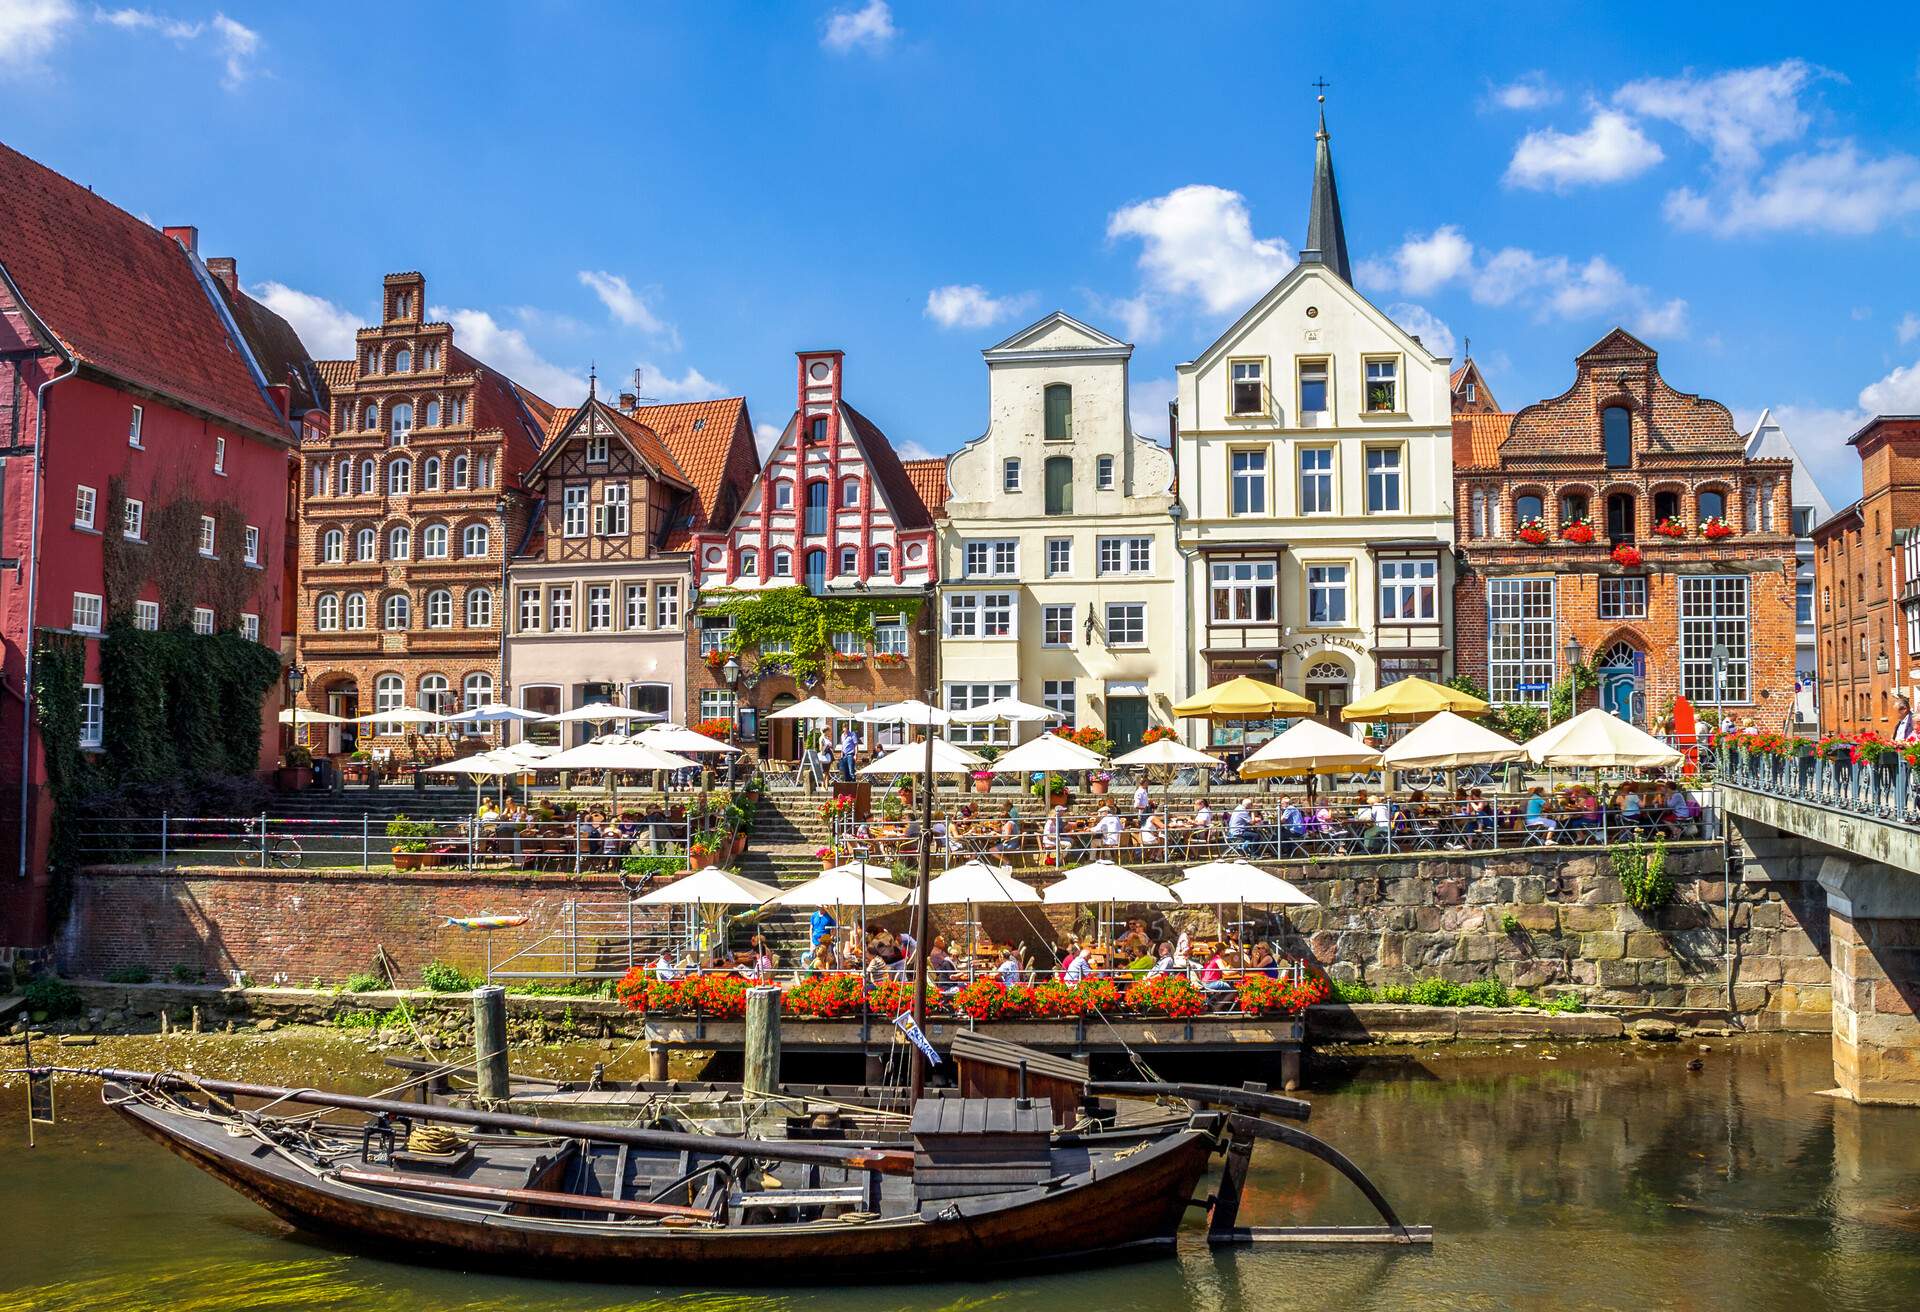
[407,1124,465,1156]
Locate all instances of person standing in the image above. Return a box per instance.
[1895,695,1915,744]
[839,726,859,781]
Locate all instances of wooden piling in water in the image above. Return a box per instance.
[743,986,781,1096]
[473,986,509,1103]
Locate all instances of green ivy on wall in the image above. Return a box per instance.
[98,623,281,781]
[699,587,923,687]
[29,631,90,926]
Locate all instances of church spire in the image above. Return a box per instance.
[1299,90,1352,284]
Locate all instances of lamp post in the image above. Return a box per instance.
[722,656,742,788]
[1563,635,1583,720]
[285,664,307,755]
[1711,642,1729,734]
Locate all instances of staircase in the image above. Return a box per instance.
[736,794,865,961]
[268,787,479,825]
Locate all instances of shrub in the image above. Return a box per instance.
[386,814,437,854]
[1332,979,1375,1004]
[169,964,204,983]
[104,966,151,984]
[24,977,82,1018]
[1499,912,1522,935]
[1456,979,1511,1008]
[342,972,385,994]
[1612,839,1674,913]
[420,960,479,993]
[1542,994,1584,1014]
[620,854,687,880]
[1407,978,1461,1007]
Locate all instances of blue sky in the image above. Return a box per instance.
[3,1,1918,506]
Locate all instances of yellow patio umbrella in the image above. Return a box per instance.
[1340,676,1488,725]
[1171,676,1314,719]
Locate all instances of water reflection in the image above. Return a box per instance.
[3,1034,1916,1310]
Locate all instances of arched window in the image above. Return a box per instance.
[448,397,464,425]
[359,458,375,493]
[345,593,367,629]
[773,481,793,509]
[1653,489,1680,524]
[839,546,858,575]
[310,464,326,496]
[1699,488,1727,522]
[419,673,450,718]
[1603,405,1632,468]
[337,457,351,492]
[355,527,376,561]
[422,523,448,558]
[1606,492,1636,542]
[463,672,494,723]
[373,673,403,733]
[453,455,470,489]
[462,524,489,557]
[321,528,344,563]
[425,589,452,628]
[872,544,892,574]
[363,403,379,430]
[1598,640,1637,669]
[421,345,439,370]
[1559,491,1588,525]
[1515,493,1543,525]
[383,593,410,630]
[393,348,412,373]
[388,524,411,560]
[389,402,413,443]
[1044,383,1073,440]
[388,458,412,495]
[465,588,492,628]
[737,549,759,578]
[805,549,828,594]
[475,456,490,488]
[804,481,829,535]
[772,550,792,578]
[424,399,441,427]
[840,477,859,508]
[316,594,339,630]
[422,456,441,491]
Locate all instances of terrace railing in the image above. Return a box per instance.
[1714,745,1920,825]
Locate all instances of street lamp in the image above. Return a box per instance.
[1711,642,1730,732]
[1563,635,1583,713]
[721,656,743,787]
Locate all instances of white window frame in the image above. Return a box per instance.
[383,593,410,631]
[1096,536,1152,576]
[1299,446,1335,515]
[466,588,493,629]
[79,684,104,749]
[1680,576,1751,705]
[356,527,376,561]
[587,584,613,631]
[624,583,648,630]
[1230,448,1268,515]
[1229,358,1266,416]
[1379,558,1437,621]
[1042,679,1076,728]
[74,484,96,529]
[597,482,630,536]
[945,682,1017,745]
[518,587,541,633]
[128,406,143,448]
[425,589,453,628]
[71,591,103,633]
[1003,458,1022,492]
[423,523,448,558]
[463,524,489,557]
[192,607,215,635]
[963,539,1019,578]
[1210,560,1276,623]
[244,524,260,565]
[562,486,589,537]
[1487,577,1556,706]
[548,587,574,632]
[315,594,339,631]
[134,599,160,631]
[1045,538,1072,577]
[122,498,144,540]
[1598,575,1648,621]
[1365,445,1403,513]
[1364,355,1400,413]
[1297,357,1330,416]
[344,594,367,629]
[1042,603,1074,648]
[198,515,216,557]
[1104,602,1146,647]
[872,619,907,656]
[1306,563,1349,627]
[240,612,260,641]
[654,583,680,629]
[213,436,226,473]
[585,434,609,464]
[388,525,411,561]
[1096,455,1115,490]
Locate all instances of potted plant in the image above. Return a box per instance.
[1559,516,1595,544]
[1654,516,1687,538]
[892,773,914,805]
[688,834,717,870]
[816,845,837,870]
[1516,516,1549,545]
[1028,772,1069,807]
[1087,770,1112,796]
[1610,543,1643,567]
[877,792,905,822]
[703,648,728,669]
[276,745,314,791]
[1701,515,1733,540]
[385,814,438,870]
[971,769,995,794]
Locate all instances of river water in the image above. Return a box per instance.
[3,1030,1917,1310]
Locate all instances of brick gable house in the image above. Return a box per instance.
[1453,329,1798,730]
[1814,416,1920,736]
[292,273,552,761]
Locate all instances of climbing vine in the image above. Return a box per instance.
[98,624,281,781]
[29,632,91,927]
[699,587,924,687]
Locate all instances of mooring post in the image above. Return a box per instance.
[743,985,782,1096]
[473,985,510,1103]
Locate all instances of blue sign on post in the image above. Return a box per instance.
[1516,681,1551,693]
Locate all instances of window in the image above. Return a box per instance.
[586,434,608,464]
[1796,579,1814,626]
[394,348,412,373]
[805,481,829,535]
[355,527,376,561]
[128,406,143,447]
[1230,360,1264,415]
[774,481,793,509]
[1598,576,1648,620]
[364,404,380,431]
[134,599,160,631]
[1470,487,1488,538]
[840,477,859,509]
[423,523,448,558]
[1307,564,1348,625]
[946,592,1016,639]
[449,397,465,426]
[1680,576,1750,703]
[1211,560,1276,622]
[388,458,411,495]
[1003,458,1022,492]
[803,549,826,593]
[1365,447,1402,512]
[1298,359,1328,415]
[1231,449,1268,515]
[872,545,892,574]
[1044,384,1073,440]
[655,583,679,628]
[1516,493,1544,525]
[946,682,1017,745]
[79,685,103,749]
[192,607,214,635]
[873,619,907,656]
[1104,602,1146,646]
[699,689,738,726]
[424,400,441,428]
[518,587,540,632]
[1298,447,1332,514]
[548,588,574,631]
[1045,538,1072,576]
[1792,507,1813,537]
[213,436,227,472]
[1699,489,1726,523]
[360,458,375,492]
[71,592,102,633]
[1042,679,1075,729]
[831,630,862,656]
[425,589,452,628]
[74,484,96,529]
[373,674,403,735]
[1464,380,1476,403]
[1488,578,1555,705]
[597,482,629,535]
[839,546,859,575]
[1096,536,1151,575]
[1379,559,1437,620]
[624,584,648,629]
[587,585,612,631]
[345,594,367,629]
[192,514,215,557]
[1042,603,1074,647]
[453,455,470,489]
[1364,358,1398,412]
[463,524,488,557]
[244,525,260,565]
[383,593,410,630]
[771,549,791,577]
[1653,489,1680,523]
[1759,483,1776,533]
[463,674,494,728]
[1096,455,1115,490]
[380,524,407,561]
[311,463,327,496]
[737,548,760,579]
[241,613,260,642]
[1606,493,1637,542]
[315,593,339,630]
[1560,491,1590,525]
[422,457,441,491]
[387,405,413,445]
[562,486,588,537]
[963,539,1018,577]
[1044,457,1073,515]
[1603,405,1632,468]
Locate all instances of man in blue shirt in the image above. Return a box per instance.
[839,727,859,781]
[809,907,836,958]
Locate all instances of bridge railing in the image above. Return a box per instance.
[1714,746,1919,825]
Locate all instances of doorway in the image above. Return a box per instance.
[767,693,799,761]
[1597,641,1643,726]
[1305,660,1351,727]
[325,684,359,755]
[1106,697,1148,753]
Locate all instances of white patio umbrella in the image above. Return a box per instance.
[419,749,527,810]
[946,697,1063,745]
[768,697,856,721]
[496,740,559,763]
[769,869,909,908]
[927,861,1040,904]
[636,865,782,906]
[352,706,447,726]
[1524,708,1683,769]
[1382,710,1525,769]
[536,734,701,773]
[823,860,901,882]
[856,699,951,727]
[1172,860,1318,906]
[986,733,1106,774]
[1111,738,1218,768]
[460,703,545,724]
[278,707,348,725]
[1239,717,1382,782]
[860,738,983,776]
[637,724,741,754]
[1043,860,1176,905]
[542,701,661,724]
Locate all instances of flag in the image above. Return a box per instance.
[892,1010,941,1066]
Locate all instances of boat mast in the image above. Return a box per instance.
[908,694,935,1102]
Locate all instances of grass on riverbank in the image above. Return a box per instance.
[1333,978,1584,1012]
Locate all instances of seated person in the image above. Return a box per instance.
[1277,799,1307,856]
[1524,786,1557,838]
[1226,800,1258,855]
[996,804,1023,854]
[928,935,958,990]
[1062,943,1093,984]
[1092,805,1126,849]
[1138,806,1165,857]
[995,947,1023,987]
[1199,952,1234,993]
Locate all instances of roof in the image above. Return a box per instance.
[1452,413,1512,471]
[1811,498,1865,541]
[902,457,950,518]
[1298,104,1351,283]
[0,140,291,441]
[211,278,324,417]
[1846,415,1920,447]
[628,397,759,548]
[1744,407,1834,524]
[450,344,550,479]
[1449,364,1467,388]
[315,359,356,393]
[844,404,933,528]
[528,397,691,488]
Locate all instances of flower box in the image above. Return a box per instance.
[1610,543,1643,567]
[1559,520,1595,544]
[1702,517,1733,540]
[1517,525,1549,545]
[1653,518,1687,538]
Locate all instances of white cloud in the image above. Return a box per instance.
[208,13,255,87]
[1386,304,1456,359]
[88,6,260,88]
[894,439,937,461]
[1898,313,1920,346]
[96,6,200,39]
[821,0,894,54]
[631,363,727,403]
[251,281,361,358]
[1615,59,1822,171]
[0,0,77,77]
[1633,297,1691,340]
[576,270,676,341]
[1489,73,1560,111]
[923,284,1036,331]
[1664,141,1920,236]
[754,422,783,459]
[1377,224,1474,297]
[1860,357,1920,415]
[1505,109,1664,189]
[1106,184,1293,325]
[431,304,586,402]
[1085,291,1156,344]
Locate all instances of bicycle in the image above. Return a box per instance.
[241,818,303,868]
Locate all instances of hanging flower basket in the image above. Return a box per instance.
[1702,517,1733,540]
[873,652,907,666]
[1610,543,1643,567]
[1516,517,1549,545]
[1654,517,1687,538]
[1559,518,1595,544]
[703,649,727,668]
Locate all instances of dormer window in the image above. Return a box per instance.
[586,435,608,464]
[1231,361,1264,415]
[1464,380,1477,403]
[1603,405,1632,468]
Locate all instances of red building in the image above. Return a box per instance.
[0,142,301,947]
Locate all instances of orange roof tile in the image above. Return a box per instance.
[630,397,759,547]
[1453,412,1512,470]
[901,457,949,519]
[315,359,356,393]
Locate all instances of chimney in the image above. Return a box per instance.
[162,225,199,256]
[266,383,291,419]
[618,392,637,412]
[206,257,238,296]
